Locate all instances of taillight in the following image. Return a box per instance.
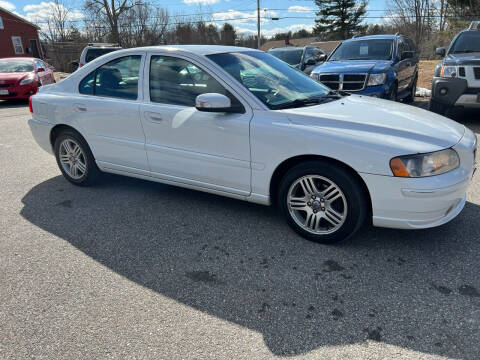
[29,95,34,114]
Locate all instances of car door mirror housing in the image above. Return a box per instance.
[317,54,327,62]
[196,93,237,113]
[435,47,446,57]
[401,51,414,60]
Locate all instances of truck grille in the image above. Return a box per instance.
[318,73,367,91]
[0,83,14,88]
[474,67,480,79]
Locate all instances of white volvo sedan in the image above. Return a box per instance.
[28,46,477,243]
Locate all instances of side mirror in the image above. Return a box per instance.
[401,51,414,60]
[71,61,79,71]
[305,58,316,66]
[317,54,327,62]
[435,47,446,57]
[37,67,45,72]
[196,93,233,113]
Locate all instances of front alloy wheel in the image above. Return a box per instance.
[287,175,347,235]
[278,161,367,243]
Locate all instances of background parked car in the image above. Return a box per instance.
[267,46,327,75]
[0,57,55,101]
[310,34,418,102]
[71,43,122,71]
[430,21,480,115]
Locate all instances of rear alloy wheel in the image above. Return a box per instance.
[278,161,367,243]
[54,130,100,186]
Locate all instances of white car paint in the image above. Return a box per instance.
[28,45,477,230]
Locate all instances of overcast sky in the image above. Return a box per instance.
[1,0,387,37]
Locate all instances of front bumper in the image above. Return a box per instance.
[431,77,480,108]
[353,84,391,98]
[0,83,38,100]
[361,129,477,229]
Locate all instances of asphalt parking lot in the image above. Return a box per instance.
[0,99,479,359]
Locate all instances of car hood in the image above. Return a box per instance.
[0,72,32,83]
[444,52,480,66]
[313,60,392,74]
[279,95,465,154]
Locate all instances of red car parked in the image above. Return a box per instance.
[0,57,56,101]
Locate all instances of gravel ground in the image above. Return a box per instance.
[0,100,479,359]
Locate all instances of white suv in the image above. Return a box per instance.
[77,43,122,68]
[28,46,476,243]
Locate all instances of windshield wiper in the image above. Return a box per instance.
[272,92,346,110]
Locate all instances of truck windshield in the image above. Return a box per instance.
[450,31,480,53]
[330,39,393,61]
[268,49,303,66]
[207,51,331,110]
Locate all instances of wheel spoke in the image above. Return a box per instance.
[289,196,308,210]
[324,208,343,226]
[304,211,317,229]
[76,161,86,174]
[70,163,77,177]
[59,154,70,164]
[323,185,340,201]
[299,177,318,196]
[63,140,73,154]
[72,145,82,157]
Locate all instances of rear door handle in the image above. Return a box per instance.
[74,103,87,112]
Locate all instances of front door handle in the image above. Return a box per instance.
[145,112,163,122]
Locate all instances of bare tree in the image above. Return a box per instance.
[83,0,140,45]
[387,0,432,46]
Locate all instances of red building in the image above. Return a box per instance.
[0,6,43,59]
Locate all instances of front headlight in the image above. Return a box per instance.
[390,149,460,177]
[310,73,319,80]
[19,74,35,85]
[440,65,457,78]
[367,73,387,86]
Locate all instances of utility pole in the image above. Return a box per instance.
[257,0,261,49]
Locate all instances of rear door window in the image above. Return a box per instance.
[79,55,141,100]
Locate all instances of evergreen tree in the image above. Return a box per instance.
[314,0,368,39]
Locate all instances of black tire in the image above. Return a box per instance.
[53,129,101,186]
[404,76,417,103]
[429,99,448,116]
[278,161,368,244]
[389,82,398,102]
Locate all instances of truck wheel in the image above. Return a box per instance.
[404,76,417,103]
[429,99,448,116]
[389,83,398,102]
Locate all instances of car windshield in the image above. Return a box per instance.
[449,31,480,53]
[268,48,303,66]
[85,48,121,63]
[0,60,34,73]
[207,51,331,110]
[330,39,393,61]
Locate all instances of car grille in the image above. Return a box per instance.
[0,92,15,96]
[318,73,367,91]
[474,67,480,80]
[0,83,14,88]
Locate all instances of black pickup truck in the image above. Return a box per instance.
[430,21,480,115]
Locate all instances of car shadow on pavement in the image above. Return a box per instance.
[20,174,480,358]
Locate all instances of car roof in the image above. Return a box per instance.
[0,57,36,62]
[120,45,261,56]
[268,46,305,51]
[343,35,399,42]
